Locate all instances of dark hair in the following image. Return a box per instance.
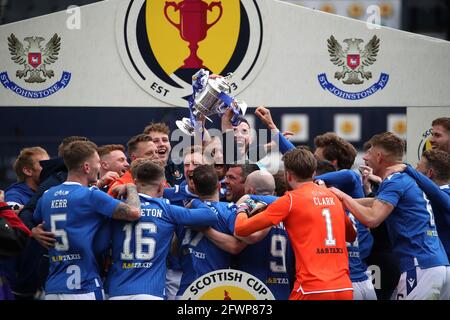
[226,163,259,183]
[273,170,287,197]
[282,147,317,180]
[193,165,218,196]
[235,116,250,128]
[131,159,165,185]
[369,132,405,160]
[97,144,126,158]
[62,141,98,171]
[422,149,450,182]
[13,147,48,182]
[432,117,450,132]
[314,132,357,170]
[143,122,171,135]
[58,136,90,156]
[315,160,337,176]
[127,134,153,155]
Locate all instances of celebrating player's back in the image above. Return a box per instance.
[33,141,141,300]
[235,148,356,300]
[105,160,218,300]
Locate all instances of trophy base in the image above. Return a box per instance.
[176,118,195,136]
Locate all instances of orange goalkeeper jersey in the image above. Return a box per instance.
[235,182,354,296]
[107,170,171,198]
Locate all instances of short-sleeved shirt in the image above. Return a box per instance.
[33,182,121,294]
[235,182,353,294]
[177,201,237,296]
[105,194,217,298]
[376,173,449,272]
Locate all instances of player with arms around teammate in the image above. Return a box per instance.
[330,132,450,300]
[235,148,356,300]
[105,160,218,300]
[33,141,141,300]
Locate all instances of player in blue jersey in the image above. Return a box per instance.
[313,133,376,300]
[330,132,450,300]
[385,150,450,258]
[33,141,141,300]
[105,160,218,300]
[235,170,294,300]
[384,149,450,300]
[162,146,205,299]
[175,165,241,298]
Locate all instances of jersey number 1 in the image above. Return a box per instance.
[322,208,336,246]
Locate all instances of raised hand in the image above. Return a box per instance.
[255,106,277,130]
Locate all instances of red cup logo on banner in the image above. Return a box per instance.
[116,0,270,106]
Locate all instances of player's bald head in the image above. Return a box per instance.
[244,170,275,196]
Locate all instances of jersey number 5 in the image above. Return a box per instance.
[50,214,69,251]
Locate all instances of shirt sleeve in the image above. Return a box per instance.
[107,179,124,197]
[315,170,358,191]
[234,194,292,236]
[405,165,450,213]
[168,202,218,226]
[225,205,237,234]
[91,188,122,218]
[376,175,402,207]
[275,131,296,154]
[249,194,278,204]
[4,190,25,206]
[32,196,44,225]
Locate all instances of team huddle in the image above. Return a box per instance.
[1,110,449,300]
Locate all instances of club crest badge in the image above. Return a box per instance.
[318,35,389,100]
[1,33,71,99]
[417,128,433,160]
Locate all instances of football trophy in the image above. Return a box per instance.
[176,69,248,136]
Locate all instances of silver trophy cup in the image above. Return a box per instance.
[176,74,233,136]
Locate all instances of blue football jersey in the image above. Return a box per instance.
[245,195,296,299]
[376,173,449,272]
[436,185,450,258]
[163,181,198,207]
[177,200,237,296]
[33,182,121,295]
[403,166,450,259]
[105,194,218,298]
[315,170,373,281]
[237,223,294,300]
[163,181,226,207]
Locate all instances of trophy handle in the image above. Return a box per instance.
[164,2,181,30]
[206,2,223,30]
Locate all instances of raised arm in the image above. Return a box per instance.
[255,106,295,154]
[404,165,450,212]
[112,184,141,221]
